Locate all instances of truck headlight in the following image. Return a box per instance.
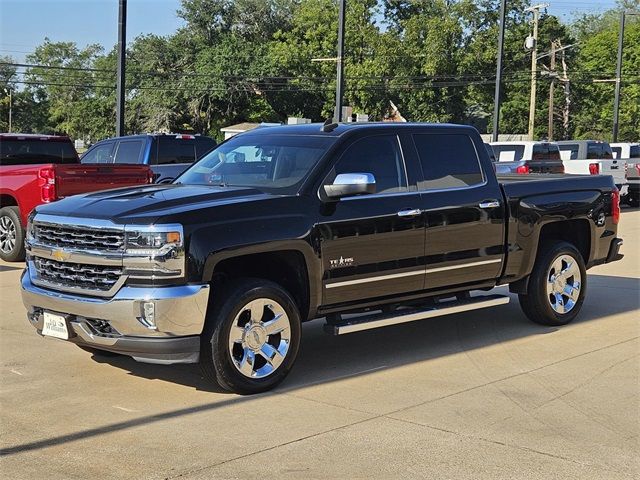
[125,229,182,255]
[123,224,185,281]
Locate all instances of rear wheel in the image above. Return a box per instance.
[518,242,586,326]
[200,278,301,394]
[627,195,639,208]
[0,207,25,262]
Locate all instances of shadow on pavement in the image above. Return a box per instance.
[2,273,638,456]
[0,264,22,272]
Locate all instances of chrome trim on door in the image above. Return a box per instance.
[425,258,502,274]
[325,258,503,289]
[326,269,425,289]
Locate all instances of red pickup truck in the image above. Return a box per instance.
[0,133,152,261]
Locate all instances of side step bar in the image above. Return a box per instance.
[323,294,510,335]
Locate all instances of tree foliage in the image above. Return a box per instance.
[1,0,638,142]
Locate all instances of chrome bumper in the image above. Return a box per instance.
[21,269,209,364]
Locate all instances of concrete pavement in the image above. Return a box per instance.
[1,209,638,479]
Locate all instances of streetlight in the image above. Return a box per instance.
[3,87,11,133]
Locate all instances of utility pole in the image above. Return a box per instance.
[3,87,11,133]
[491,0,507,142]
[334,0,346,123]
[612,11,625,142]
[548,41,557,140]
[115,0,127,136]
[560,45,570,139]
[525,3,548,141]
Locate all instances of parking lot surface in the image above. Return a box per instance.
[1,209,638,480]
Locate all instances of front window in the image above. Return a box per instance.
[176,134,334,193]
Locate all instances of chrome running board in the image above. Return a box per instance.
[324,294,510,335]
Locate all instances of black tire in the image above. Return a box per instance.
[518,241,587,326]
[627,196,639,208]
[200,278,301,395]
[0,206,25,262]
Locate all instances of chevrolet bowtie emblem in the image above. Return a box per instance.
[52,249,70,262]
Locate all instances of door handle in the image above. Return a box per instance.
[479,200,500,209]
[397,208,422,217]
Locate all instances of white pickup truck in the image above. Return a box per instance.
[611,142,640,207]
[557,140,627,196]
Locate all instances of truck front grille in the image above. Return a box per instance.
[33,257,124,292]
[33,223,125,252]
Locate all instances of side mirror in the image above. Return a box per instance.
[324,173,376,199]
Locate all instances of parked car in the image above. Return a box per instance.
[21,123,623,394]
[611,142,640,207]
[556,140,627,195]
[0,133,153,261]
[81,133,217,183]
[489,141,565,174]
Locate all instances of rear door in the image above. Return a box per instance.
[412,131,505,290]
[318,133,426,306]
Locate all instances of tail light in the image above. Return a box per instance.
[624,162,628,179]
[612,189,620,225]
[175,134,195,140]
[588,163,600,175]
[635,163,640,176]
[146,169,155,184]
[516,165,530,174]
[38,167,57,202]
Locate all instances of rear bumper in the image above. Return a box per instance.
[21,269,209,364]
[605,238,624,264]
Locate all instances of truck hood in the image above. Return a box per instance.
[35,184,270,224]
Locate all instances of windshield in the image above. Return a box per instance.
[0,139,78,165]
[176,134,334,193]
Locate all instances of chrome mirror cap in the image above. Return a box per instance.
[324,173,376,199]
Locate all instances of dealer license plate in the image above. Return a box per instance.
[42,312,69,340]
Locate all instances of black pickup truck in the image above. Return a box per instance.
[21,123,623,394]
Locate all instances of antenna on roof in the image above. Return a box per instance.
[321,118,339,133]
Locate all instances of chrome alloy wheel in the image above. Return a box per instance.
[0,215,17,254]
[546,254,582,314]
[228,299,291,379]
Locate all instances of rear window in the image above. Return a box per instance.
[414,134,483,190]
[114,140,144,164]
[611,146,622,159]
[631,146,640,159]
[492,144,525,162]
[156,137,194,165]
[587,143,613,159]
[0,138,78,165]
[532,143,561,160]
[558,144,579,160]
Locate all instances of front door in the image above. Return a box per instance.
[411,131,506,291]
[318,134,425,306]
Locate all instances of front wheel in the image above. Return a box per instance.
[0,206,25,262]
[518,242,587,326]
[200,279,301,394]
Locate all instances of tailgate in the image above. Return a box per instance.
[599,159,626,185]
[54,164,151,197]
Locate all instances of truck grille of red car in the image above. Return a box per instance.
[33,224,125,252]
[33,257,124,292]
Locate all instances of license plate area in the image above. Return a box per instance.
[42,311,70,340]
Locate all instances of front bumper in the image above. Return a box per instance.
[21,269,209,364]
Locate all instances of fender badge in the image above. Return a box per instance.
[329,256,354,269]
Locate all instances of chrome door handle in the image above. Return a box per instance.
[479,201,500,209]
[397,208,422,217]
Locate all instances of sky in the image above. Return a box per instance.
[0,0,622,64]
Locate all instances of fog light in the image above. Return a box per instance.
[140,301,156,329]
